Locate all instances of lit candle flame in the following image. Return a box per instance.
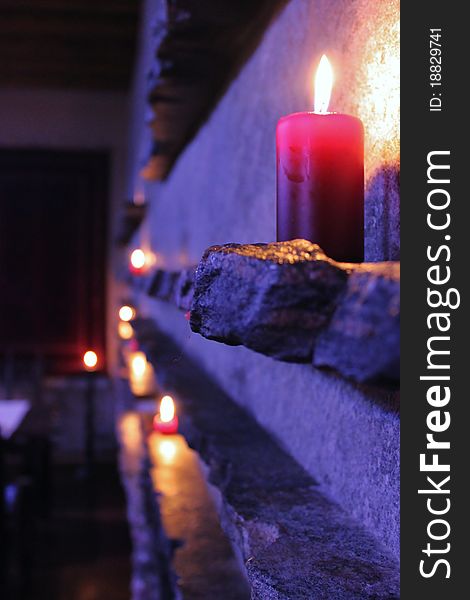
[314,54,333,114]
[119,305,135,322]
[159,395,175,423]
[130,248,146,270]
[130,352,147,377]
[83,350,98,370]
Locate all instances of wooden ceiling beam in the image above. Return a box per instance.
[0,0,139,90]
[0,71,129,91]
[0,38,136,60]
[0,14,137,39]
[0,0,137,18]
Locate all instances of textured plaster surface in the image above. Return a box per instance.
[129,0,400,560]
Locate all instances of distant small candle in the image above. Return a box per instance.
[130,352,147,378]
[129,248,148,274]
[276,55,364,262]
[83,350,98,371]
[119,305,135,322]
[153,395,178,435]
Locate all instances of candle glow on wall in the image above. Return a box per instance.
[335,0,400,180]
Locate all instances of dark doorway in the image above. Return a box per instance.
[0,149,109,374]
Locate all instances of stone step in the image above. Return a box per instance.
[132,320,399,599]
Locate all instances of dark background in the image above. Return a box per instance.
[0,149,108,373]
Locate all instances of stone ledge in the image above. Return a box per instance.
[138,240,399,384]
[313,264,400,382]
[132,320,399,599]
[116,400,176,600]
[140,267,195,311]
[190,241,347,362]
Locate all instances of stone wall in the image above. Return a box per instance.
[128,0,400,559]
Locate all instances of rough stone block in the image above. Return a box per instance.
[129,272,154,296]
[148,270,180,302]
[314,263,400,383]
[190,240,347,361]
[189,239,400,383]
[174,267,196,311]
[132,241,400,383]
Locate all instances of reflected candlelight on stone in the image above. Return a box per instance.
[276,54,364,262]
[128,351,155,396]
[118,321,134,340]
[157,439,177,464]
[153,395,179,434]
[119,412,142,453]
[130,352,147,377]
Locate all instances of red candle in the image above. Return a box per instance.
[153,395,178,435]
[153,414,179,434]
[276,55,364,262]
